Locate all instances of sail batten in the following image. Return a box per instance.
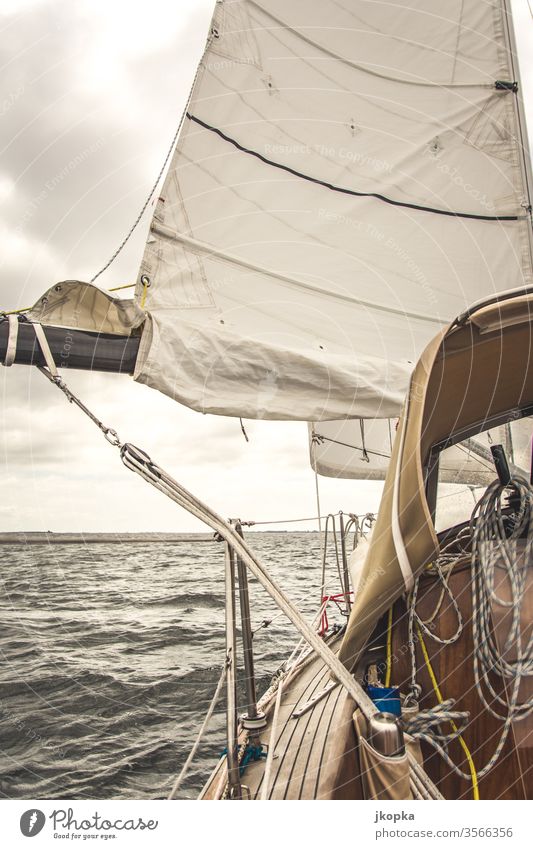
[186,112,523,221]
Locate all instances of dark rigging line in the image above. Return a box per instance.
[314,432,391,460]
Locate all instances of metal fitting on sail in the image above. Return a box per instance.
[139,275,151,309]
[495,80,518,92]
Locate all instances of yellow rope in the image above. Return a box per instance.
[140,280,149,309]
[384,605,393,687]
[1,306,30,315]
[416,624,479,800]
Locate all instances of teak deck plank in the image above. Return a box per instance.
[201,634,362,800]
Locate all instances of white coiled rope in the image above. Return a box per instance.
[408,475,533,781]
[471,477,533,727]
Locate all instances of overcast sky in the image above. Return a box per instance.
[1,1,532,533]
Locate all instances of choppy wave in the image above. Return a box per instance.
[0,533,325,799]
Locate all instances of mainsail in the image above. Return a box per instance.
[130,0,533,422]
[26,0,533,426]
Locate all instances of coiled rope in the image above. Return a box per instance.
[406,474,533,791]
[470,477,533,745]
[404,698,470,750]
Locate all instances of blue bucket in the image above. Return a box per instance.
[366,684,401,717]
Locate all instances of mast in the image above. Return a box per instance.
[502,0,533,268]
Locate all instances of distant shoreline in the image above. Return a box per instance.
[0,532,215,545]
[0,530,301,544]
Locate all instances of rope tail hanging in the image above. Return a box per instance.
[168,659,228,799]
[359,419,370,463]
[239,418,249,442]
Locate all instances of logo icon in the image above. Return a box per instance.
[20,810,46,837]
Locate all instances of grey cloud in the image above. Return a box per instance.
[1,1,214,296]
[1,364,271,470]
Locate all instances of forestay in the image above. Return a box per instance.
[132,0,533,422]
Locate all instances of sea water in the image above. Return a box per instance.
[0,532,339,799]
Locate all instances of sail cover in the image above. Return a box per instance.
[131,0,532,421]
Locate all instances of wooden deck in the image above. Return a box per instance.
[201,636,362,800]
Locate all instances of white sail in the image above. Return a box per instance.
[309,419,394,480]
[309,418,528,485]
[130,0,533,421]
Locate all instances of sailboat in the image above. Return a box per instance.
[2,0,533,800]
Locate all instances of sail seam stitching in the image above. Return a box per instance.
[248,0,493,90]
